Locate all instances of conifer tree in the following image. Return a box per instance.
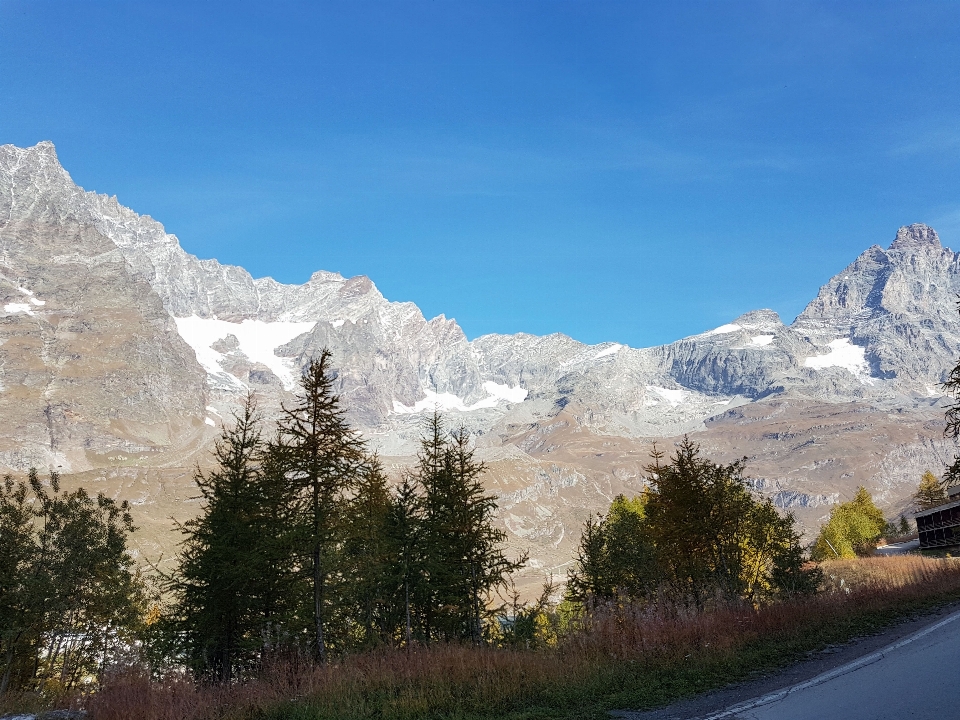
[939,298,960,489]
[812,486,887,560]
[0,473,41,694]
[387,475,424,646]
[567,494,656,603]
[251,441,308,652]
[342,456,396,648]
[899,514,911,535]
[416,413,524,642]
[170,396,265,682]
[273,350,365,661]
[643,438,757,601]
[570,439,818,605]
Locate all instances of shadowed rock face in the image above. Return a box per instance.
[2,141,959,594]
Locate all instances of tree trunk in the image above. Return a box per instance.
[0,644,15,694]
[314,543,326,663]
[404,580,412,648]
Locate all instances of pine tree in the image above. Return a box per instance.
[567,494,657,603]
[170,396,265,682]
[273,350,365,661]
[387,475,424,646]
[940,298,960,490]
[643,437,756,601]
[571,438,821,604]
[416,413,524,642]
[342,456,396,648]
[251,441,308,653]
[566,513,610,604]
[0,474,41,693]
[915,470,947,511]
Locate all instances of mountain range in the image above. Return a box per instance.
[2,140,957,589]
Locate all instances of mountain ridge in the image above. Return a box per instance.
[3,140,959,591]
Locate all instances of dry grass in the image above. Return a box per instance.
[76,555,960,720]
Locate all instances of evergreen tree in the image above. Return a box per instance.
[169,396,266,682]
[273,350,365,661]
[644,439,761,601]
[570,439,818,605]
[915,470,947,510]
[567,494,657,603]
[342,456,396,648]
[939,298,960,489]
[566,513,610,604]
[387,475,424,646]
[0,473,41,693]
[254,444,310,653]
[416,413,525,642]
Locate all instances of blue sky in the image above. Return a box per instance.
[2,1,959,346]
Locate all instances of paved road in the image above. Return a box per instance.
[875,539,921,556]
[706,609,960,720]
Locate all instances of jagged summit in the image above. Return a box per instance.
[890,223,941,251]
[28,139,57,156]
[731,309,783,331]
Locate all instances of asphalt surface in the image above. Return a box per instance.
[614,603,960,720]
[712,608,960,719]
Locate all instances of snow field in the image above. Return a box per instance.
[174,316,316,391]
[804,338,872,382]
[392,381,527,414]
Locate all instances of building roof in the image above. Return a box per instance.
[914,497,960,519]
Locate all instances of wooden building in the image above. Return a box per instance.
[916,486,960,550]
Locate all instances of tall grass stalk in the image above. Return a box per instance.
[82,555,960,720]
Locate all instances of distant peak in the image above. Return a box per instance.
[889,224,941,251]
[1,141,60,166]
[17,141,60,164]
[733,309,783,328]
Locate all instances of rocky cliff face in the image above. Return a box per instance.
[0,142,208,472]
[2,141,958,590]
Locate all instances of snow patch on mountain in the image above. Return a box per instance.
[174,316,316,391]
[751,335,775,346]
[647,385,685,406]
[17,287,45,306]
[392,381,527,415]
[707,323,742,335]
[483,381,528,403]
[804,339,872,382]
[594,343,622,359]
[4,303,34,315]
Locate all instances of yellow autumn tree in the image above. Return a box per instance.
[812,486,887,560]
[914,470,947,511]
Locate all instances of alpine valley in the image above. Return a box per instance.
[2,141,958,591]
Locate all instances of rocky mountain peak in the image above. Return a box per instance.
[890,223,941,251]
[732,309,783,331]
